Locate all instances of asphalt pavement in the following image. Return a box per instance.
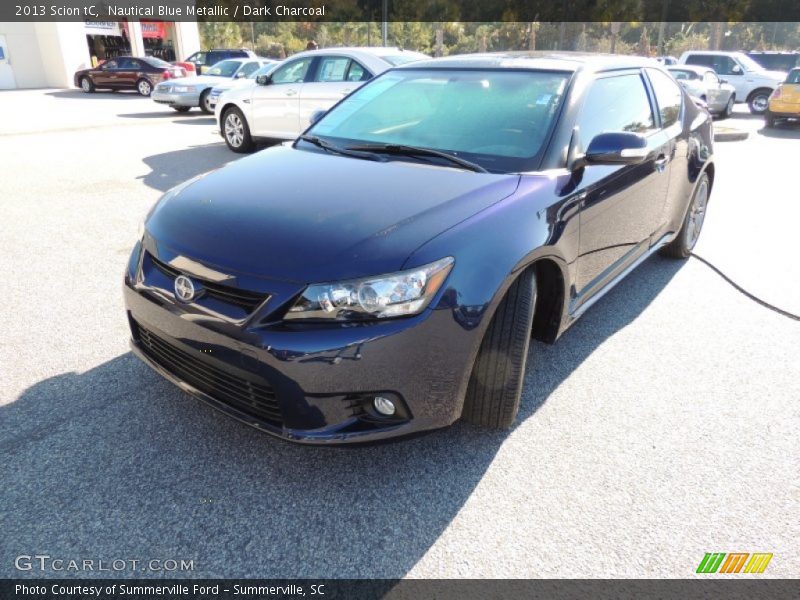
[1,89,798,578]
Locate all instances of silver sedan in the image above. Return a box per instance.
[152,58,272,114]
[668,65,737,118]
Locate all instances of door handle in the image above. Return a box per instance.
[285,89,297,97]
[655,154,669,172]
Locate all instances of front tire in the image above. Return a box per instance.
[661,173,710,259]
[222,107,255,153]
[721,95,734,119]
[136,78,153,96]
[747,89,771,114]
[199,89,214,114]
[80,77,94,93]
[462,269,536,429]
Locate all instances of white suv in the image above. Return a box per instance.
[679,51,785,114]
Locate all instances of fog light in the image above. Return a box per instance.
[373,396,396,416]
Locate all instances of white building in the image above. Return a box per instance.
[0,20,201,89]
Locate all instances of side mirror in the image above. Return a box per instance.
[731,65,743,75]
[255,74,271,86]
[719,78,728,84]
[584,132,649,166]
[235,71,246,79]
[309,109,327,125]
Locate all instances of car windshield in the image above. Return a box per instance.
[307,68,570,173]
[786,69,800,84]
[143,57,172,69]
[669,69,699,81]
[249,63,274,79]
[206,60,242,77]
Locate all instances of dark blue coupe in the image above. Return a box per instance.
[125,52,715,443]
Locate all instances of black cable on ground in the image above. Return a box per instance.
[690,252,800,322]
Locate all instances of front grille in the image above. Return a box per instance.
[136,323,283,427]
[150,254,268,313]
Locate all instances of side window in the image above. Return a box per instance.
[238,62,260,77]
[102,59,119,70]
[315,57,350,82]
[714,56,738,75]
[647,69,682,128]
[127,59,142,70]
[271,57,313,84]
[193,52,207,66]
[685,54,714,69]
[346,61,370,82]
[577,74,656,151]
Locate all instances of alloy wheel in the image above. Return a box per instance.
[686,180,708,248]
[751,94,769,113]
[81,78,91,92]
[225,113,244,148]
[138,80,152,96]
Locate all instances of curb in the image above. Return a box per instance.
[714,127,749,142]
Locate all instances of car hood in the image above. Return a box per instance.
[146,145,521,283]
[755,69,789,82]
[211,78,254,93]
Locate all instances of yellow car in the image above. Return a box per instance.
[766,68,800,127]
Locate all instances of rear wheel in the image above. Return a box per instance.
[199,89,214,114]
[462,269,536,429]
[747,89,771,114]
[80,77,94,93]
[136,79,152,96]
[222,107,255,153]
[661,173,710,259]
[171,106,191,113]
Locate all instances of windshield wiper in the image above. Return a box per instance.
[344,143,488,173]
[298,135,384,162]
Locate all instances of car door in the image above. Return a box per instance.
[298,56,371,129]
[249,56,314,138]
[573,71,671,301]
[93,59,119,87]
[119,57,144,89]
[712,55,748,99]
[703,70,726,105]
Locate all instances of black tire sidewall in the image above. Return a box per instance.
[200,90,213,114]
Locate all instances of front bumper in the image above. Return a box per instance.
[207,90,222,109]
[152,89,201,108]
[123,246,479,444]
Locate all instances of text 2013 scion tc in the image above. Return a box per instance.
[124,53,714,444]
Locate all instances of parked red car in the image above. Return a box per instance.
[74,56,186,96]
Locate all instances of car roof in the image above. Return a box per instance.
[394,51,656,73]
[681,50,746,56]
[287,46,428,61]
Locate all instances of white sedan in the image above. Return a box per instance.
[214,47,428,152]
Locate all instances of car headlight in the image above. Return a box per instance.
[173,85,195,93]
[285,257,454,321]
